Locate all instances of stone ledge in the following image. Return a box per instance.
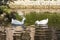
[9,5,60,9]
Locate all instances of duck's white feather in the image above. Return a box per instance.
[11,17,26,25]
[35,18,48,25]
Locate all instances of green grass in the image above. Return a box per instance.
[0,6,60,29]
[24,12,60,29]
[0,5,11,14]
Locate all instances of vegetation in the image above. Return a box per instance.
[0,5,60,29]
[0,5,16,26]
[0,5,11,13]
[0,5,23,27]
[25,12,60,29]
[15,13,22,21]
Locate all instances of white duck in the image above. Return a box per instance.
[35,18,48,25]
[11,17,26,25]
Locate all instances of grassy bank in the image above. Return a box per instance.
[22,12,60,29]
[0,6,60,29]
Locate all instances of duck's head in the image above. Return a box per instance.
[35,20,39,24]
[46,18,48,21]
[23,17,26,21]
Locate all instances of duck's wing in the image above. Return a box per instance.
[11,19,22,24]
[39,19,48,24]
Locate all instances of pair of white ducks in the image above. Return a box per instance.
[11,17,48,25]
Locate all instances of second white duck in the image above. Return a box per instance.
[35,18,48,25]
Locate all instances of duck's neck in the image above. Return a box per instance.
[21,19,25,23]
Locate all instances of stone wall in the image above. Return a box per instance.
[9,5,60,13]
